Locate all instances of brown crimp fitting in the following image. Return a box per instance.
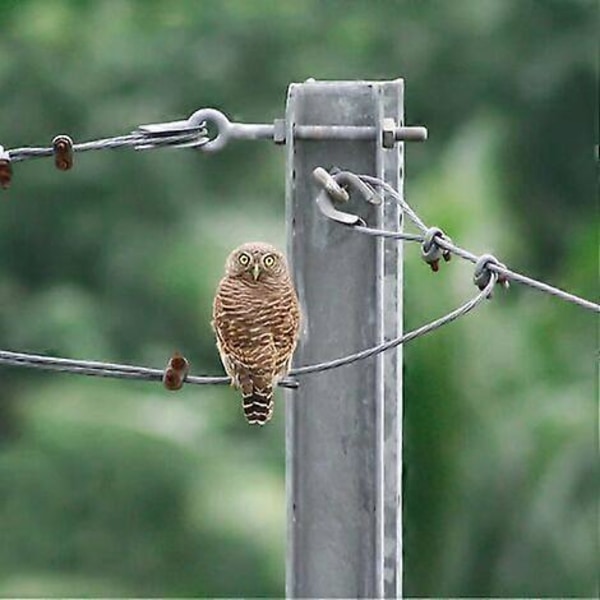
[169,352,190,376]
[0,146,12,189]
[421,227,447,273]
[0,160,12,189]
[163,367,183,391]
[162,352,190,391]
[52,135,74,171]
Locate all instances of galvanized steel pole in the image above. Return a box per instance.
[286,80,403,598]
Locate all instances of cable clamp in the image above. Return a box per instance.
[52,135,75,171]
[135,110,211,151]
[162,352,190,391]
[421,226,452,272]
[473,254,510,296]
[140,108,428,153]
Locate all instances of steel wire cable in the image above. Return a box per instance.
[353,174,600,313]
[5,129,209,163]
[0,273,493,385]
[290,274,496,375]
[2,144,594,392]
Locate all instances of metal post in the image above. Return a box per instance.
[286,80,403,598]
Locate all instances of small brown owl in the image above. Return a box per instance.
[212,242,300,425]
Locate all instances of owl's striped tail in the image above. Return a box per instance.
[242,387,274,425]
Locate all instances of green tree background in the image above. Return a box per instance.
[0,0,597,597]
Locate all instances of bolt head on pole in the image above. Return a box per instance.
[382,118,428,147]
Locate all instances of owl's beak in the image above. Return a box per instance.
[252,264,261,281]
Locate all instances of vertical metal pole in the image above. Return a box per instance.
[285,80,403,599]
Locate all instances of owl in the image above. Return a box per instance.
[212,242,301,425]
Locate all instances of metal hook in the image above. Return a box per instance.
[313,167,350,203]
[313,168,363,226]
[138,108,427,153]
[187,108,277,152]
[187,108,233,152]
[312,167,385,227]
[336,171,382,205]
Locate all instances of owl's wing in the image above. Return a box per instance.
[272,293,301,377]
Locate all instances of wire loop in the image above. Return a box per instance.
[317,170,598,313]
[421,226,452,272]
[312,167,350,203]
[333,170,382,205]
[473,254,509,294]
[312,167,598,311]
[291,273,496,376]
[313,168,365,226]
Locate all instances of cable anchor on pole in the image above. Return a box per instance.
[138,109,428,152]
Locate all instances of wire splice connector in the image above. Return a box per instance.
[421,226,452,272]
[318,170,598,313]
[0,146,12,189]
[473,254,510,296]
[52,135,75,171]
[162,352,190,391]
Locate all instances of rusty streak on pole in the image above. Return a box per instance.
[286,79,404,598]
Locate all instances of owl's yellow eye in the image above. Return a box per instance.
[238,253,251,266]
[263,254,276,268]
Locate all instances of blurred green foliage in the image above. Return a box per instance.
[0,0,597,597]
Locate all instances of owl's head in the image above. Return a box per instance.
[225,242,289,283]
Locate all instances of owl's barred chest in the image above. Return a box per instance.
[214,277,298,337]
